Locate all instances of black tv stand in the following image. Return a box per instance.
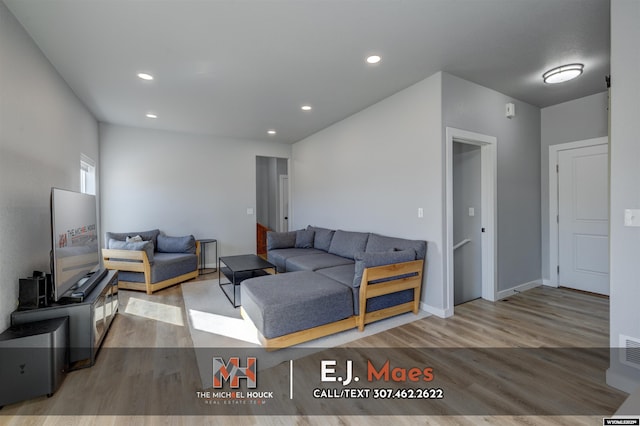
[11,270,118,369]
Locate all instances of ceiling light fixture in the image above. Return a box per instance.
[543,64,584,84]
[301,105,312,111]
[366,55,381,64]
[267,130,276,135]
[145,113,157,119]
[137,73,154,81]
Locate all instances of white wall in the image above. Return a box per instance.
[442,73,541,292]
[607,0,640,393]
[0,3,99,330]
[540,92,608,282]
[291,72,444,314]
[99,124,291,261]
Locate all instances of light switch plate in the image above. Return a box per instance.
[418,207,424,218]
[469,207,475,217]
[247,208,254,215]
[624,209,640,227]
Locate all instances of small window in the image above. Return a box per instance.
[80,154,96,195]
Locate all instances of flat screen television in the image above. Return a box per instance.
[50,188,104,302]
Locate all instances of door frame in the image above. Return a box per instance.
[445,127,497,316]
[548,136,608,287]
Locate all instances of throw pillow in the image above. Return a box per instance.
[307,226,335,251]
[157,234,196,253]
[352,249,416,288]
[267,231,297,250]
[108,238,155,263]
[295,229,315,248]
[126,235,143,242]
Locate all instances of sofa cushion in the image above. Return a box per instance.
[108,238,155,263]
[268,248,324,272]
[105,229,160,248]
[267,231,297,250]
[307,226,335,251]
[316,264,356,287]
[365,233,427,261]
[241,271,354,339]
[328,230,370,260]
[295,229,315,248]
[286,253,354,272]
[352,249,417,288]
[157,234,196,254]
[118,252,197,284]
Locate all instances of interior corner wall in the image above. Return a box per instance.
[540,92,608,282]
[441,72,541,293]
[291,72,444,313]
[607,0,640,393]
[0,2,99,331]
[99,124,291,260]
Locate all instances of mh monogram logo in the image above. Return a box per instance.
[213,357,257,389]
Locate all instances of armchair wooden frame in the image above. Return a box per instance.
[241,259,424,350]
[102,241,200,295]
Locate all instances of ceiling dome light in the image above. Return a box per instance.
[145,113,157,119]
[301,105,312,111]
[137,73,154,81]
[366,55,381,64]
[267,129,276,135]
[543,64,584,84]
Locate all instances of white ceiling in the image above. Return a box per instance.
[5,0,610,144]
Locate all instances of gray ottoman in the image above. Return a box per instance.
[241,271,354,339]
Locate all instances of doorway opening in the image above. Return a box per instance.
[445,127,497,317]
[256,156,289,256]
[453,142,482,305]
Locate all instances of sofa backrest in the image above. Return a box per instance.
[104,229,160,249]
[328,230,370,260]
[365,233,427,261]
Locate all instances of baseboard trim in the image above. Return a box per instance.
[496,280,542,300]
[421,301,452,318]
[607,368,640,394]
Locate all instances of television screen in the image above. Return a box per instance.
[51,188,101,301]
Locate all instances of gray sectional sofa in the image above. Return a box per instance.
[102,229,199,295]
[240,226,427,349]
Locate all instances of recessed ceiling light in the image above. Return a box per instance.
[145,113,157,119]
[543,64,584,84]
[267,129,276,135]
[301,105,312,111]
[137,73,154,81]
[366,55,381,64]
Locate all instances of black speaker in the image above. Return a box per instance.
[0,316,69,407]
[18,276,47,310]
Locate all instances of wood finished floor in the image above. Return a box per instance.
[0,277,628,425]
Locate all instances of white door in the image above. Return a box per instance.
[278,175,289,232]
[558,144,609,295]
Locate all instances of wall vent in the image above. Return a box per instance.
[619,335,640,369]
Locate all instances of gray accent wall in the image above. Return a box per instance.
[0,3,99,331]
[291,73,444,313]
[607,0,640,393]
[442,73,541,292]
[540,92,608,282]
[99,124,291,258]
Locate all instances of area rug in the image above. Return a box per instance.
[181,278,429,388]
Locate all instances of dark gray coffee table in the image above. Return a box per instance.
[218,254,276,307]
